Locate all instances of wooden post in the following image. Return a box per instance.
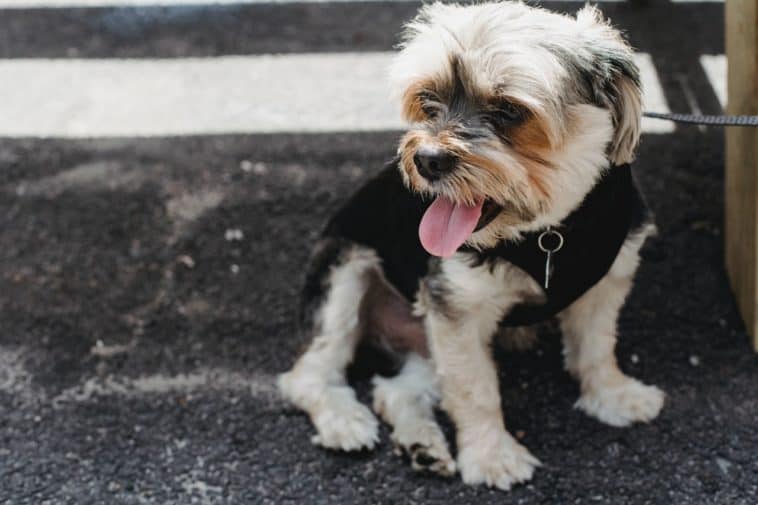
[725,0,758,350]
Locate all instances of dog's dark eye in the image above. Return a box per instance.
[422,104,439,119]
[497,102,523,122]
[419,92,441,119]
[484,101,524,130]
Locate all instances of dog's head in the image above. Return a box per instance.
[391,1,642,257]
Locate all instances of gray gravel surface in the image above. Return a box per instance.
[2,1,757,504]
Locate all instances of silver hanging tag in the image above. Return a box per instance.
[537,227,564,290]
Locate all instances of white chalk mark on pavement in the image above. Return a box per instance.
[166,189,226,242]
[52,369,280,407]
[0,345,279,406]
[13,160,143,197]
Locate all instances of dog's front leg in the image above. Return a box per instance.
[419,258,540,491]
[559,229,665,427]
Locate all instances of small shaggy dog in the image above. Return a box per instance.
[279,1,664,490]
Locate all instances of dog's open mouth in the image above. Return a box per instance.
[477,199,502,232]
[418,196,502,258]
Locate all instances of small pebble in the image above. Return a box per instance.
[716,457,732,476]
[225,229,244,241]
[240,160,253,172]
[230,264,240,274]
[606,442,621,457]
[177,255,195,268]
[689,355,701,366]
[630,354,639,364]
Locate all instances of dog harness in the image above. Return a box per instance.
[464,163,651,326]
[323,161,650,328]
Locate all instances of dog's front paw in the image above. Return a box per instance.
[457,432,540,491]
[576,379,665,427]
[309,391,379,451]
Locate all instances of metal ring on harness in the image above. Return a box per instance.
[537,229,564,253]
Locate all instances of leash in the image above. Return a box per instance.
[643,111,758,127]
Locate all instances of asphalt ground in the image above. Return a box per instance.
[2,1,758,504]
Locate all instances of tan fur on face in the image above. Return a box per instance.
[509,114,553,154]
[396,62,568,227]
[507,113,556,201]
[456,151,537,214]
[401,89,426,124]
[401,79,439,123]
[399,129,529,210]
[399,115,553,218]
[397,130,431,192]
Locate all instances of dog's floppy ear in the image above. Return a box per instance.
[576,6,642,165]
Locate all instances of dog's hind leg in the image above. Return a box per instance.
[372,354,456,476]
[278,242,380,451]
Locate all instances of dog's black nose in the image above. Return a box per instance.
[413,148,454,181]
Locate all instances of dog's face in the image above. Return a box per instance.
[391,2,642,257]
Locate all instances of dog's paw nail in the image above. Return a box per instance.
[409,445,457,477]
[413,449,438,467]
[391,428,456,477]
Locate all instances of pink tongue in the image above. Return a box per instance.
[419,196,484,258]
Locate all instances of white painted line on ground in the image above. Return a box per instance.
[636,53,675,134]
[0,53,400,137]
[0,0,627,9]
[700,54,727,110]
[0,52,673,138]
